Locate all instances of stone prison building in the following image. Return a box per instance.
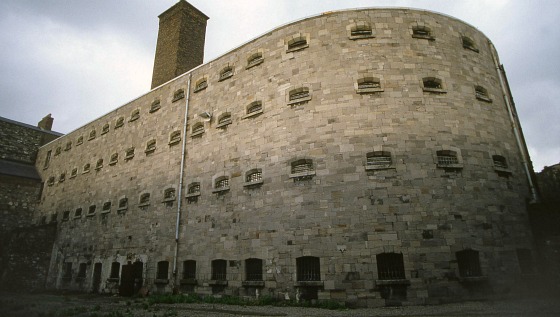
[32,1,539,307]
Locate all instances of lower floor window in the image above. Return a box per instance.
[296,256,320,281]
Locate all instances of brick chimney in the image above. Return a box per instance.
[38,114,53,131]
[151,0,209,89]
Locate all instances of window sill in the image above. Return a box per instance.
[185,192,201,198]
[115,124,123,129]
[86,213,96,217]
[74,216,82,220]
[149,106,161,113]
[295,281,323,287]
[88,137,96,141]
[101,209,111,214]
[209,280,228,286]
[125,155,135,161]
[365,165,394,171]
[463,45,479,53]
[162,198,175,203]
[212,187,230,194]
[193,85,207,93]
[70,175,77,179]
[95,167,103,171]
[476,95,492,103]
[286,44,309,53]
[216,121,232,129]
[349,34,375,40]
[287,95,312,106]
[243,180,264,187]
[145,148,156,154]
[357,87,384,94]
[243,109,263,119]
[191,131,204,138]
[129,117,139,123]
[117,207,128,212]
[423,87,447,94]
[289,171,316,179]
[101,131,109,135]
[138,203,151,207]
[82,170,90,174]
[169,139,181,146]
[180,278,198,285]
[242,280,265,287]
[375,279,410,286]
[109,160,118,166]
[172,96,185,103]
[155,279,169,285]
[437,163,463,170]
[246,58,264,70]
[412,34,435,41]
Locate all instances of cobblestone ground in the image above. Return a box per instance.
[1,292,560,317]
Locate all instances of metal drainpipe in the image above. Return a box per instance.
[488,41,538,203]
[173,73,192,286]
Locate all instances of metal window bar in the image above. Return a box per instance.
[245,259,263,281]
[367,155,391,166]
[220,69,233,80]
[377,253,405,280]
[212,261,227,280]
[289,91,309,101]
[140,194,150,204]
[358,81,380,89]
[216,178,229,188]
[247,54,263,66]
[288,39,307,50]
[218,115,231,125]
[297,257,320,281]
[192,125,204,134]
[437,155,458,165]
[292,162,313,173]
[457,251,482,277]
[195,81,207,90]
[183,261,196,279]
[493,157,508,169]
[248,102,262,114]
[164,189,175,199]
[351,27,372,36]
[247,171,262,183]
[188,184,200,194]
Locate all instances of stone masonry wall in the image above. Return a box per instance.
[35,8,534,306]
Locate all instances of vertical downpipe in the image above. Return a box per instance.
[173,73,192,287]
[488,41,538,203]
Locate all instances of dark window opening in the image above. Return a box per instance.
[129,110,140,122]
[65,141,72,151]
[115,117,125,128]
[376,252,406,280]
[423,77,443,90]
[50,213,58,223]
[102,124,110,135]
[169,131,181,145]
[145,139,156,153]
[215,177,229,189]
[88,205,96,215]
[516,248,534,275]
[55,147,61,156]
[192,123,204,136]
[245,258,263,281]
[62,262,72,281]
[475,85,492,102]
[47,176,55,186]
[366,151,392,168]
[173,89,185,102]
[462,36,479,52]
[287,37,308,51]
[59,172,66,183]
[297,256,320,281]
[102,201,111,212]
[164,188,176,201]
[412,26,434,40]
[247,101,263,115]
[217,113,232,127]
[212,259,227,280]
[183,260,196,279]
[110,262,120,279]
[357,77,381,90]
[89,130,96,140]
[125,147,135,160]
[493,155,508,169]
[289,87,310,101]
[83,163,91,173]
[291,159,314,174]
[77,263,87,279]
[77,136,84,145]
[95,159,103,170]
[194,79,207,92]
[70,168,77,178]
[139,193,150,206]
[74,208,82,218]
[350,23,373,37]
[456,249,482,278]
[156,261,169,280]
[43,150,52,169]
[247,52,264,68]
[219,67,234,81]
[62,210,70,221]
[188,182,200,194]
[118,198,128,212]
[110,153,118,165]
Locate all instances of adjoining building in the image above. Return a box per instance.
[33,1,538,306]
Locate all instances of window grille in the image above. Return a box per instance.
[456,249,482,277]
[169,131,181,145]
[289,88,310,101]
[351,24,372,36]
[140,193,150,205]
[247,101,262,114]
[212,259,227,280]
[291,159,314,174]
[77,136,84,145]
[475,85,491,102]
[150,100,161,113]
[215,177,229,189]
[115,117,124,128]
[245,258,263,281]
[367,151,392,167]
[83,163,91,173]
[194,79,207,92]
[145,140,156,153]
[246,171,262,183]
[296,256,320,281]
[157,261,169,280]
[125,148,135,159]
[130,110,140,122]
[219,67,234,81]
[358,78,381,90]
[462,36,478,52]
[65,141,72,151]
[412,26,433,40]
[492,155,508,169]
[188,183,200,194]
[183,260,196,279]
[59,172,66,182]
[173,89,185,102]
[247,53,263,68]
[376,253,406,280]
[109,153,118,165]
[288,37,308,51]
[102,124,110,134]
[164,188,175,200]
[89,130,96,140]
[192,123,204,135]
[110,262,120,279]
[218,113,232,126]
[437,150,459,165]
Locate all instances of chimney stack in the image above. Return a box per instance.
[151,0,209,89]
[38,114,53,131]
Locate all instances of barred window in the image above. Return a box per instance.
[357,77,381,90]
[145,139,156,153]
[55,146,62,156]
[110,153,118,165]
[412,26,434,40]
[217,113,232,128]
[118,198,128,210]
[296,256,320,281]
[245,258,263,281]
[62,210,70,221]
[423,77,444,92]
[215,176,229,189]
[462,36,479,52]
[157,261,169,280]
[376,252,406,280]
[74,207,82,218]
[88,130,96,140]
[211,259,227,280]
[139,193,150,205]
[183,260,196,279]
[247,101,263,115]
[188,182,200,194]
[436,150,459,166]
[115,116,125,128]
[59,172,66,183]
[475,85,492,102]
[102,123,110,135]
[287,36,308,52]
[47,176,55,186]
[169,131,181,145]
[164,188,176,200]
[88,205,96,215]
[366,151,392,169]
[125,147,135,160]
[194,78,207,92]
[246,52,264,69]
[492,155,508,169]
[456,249,482,278]
[70,168,77,178]
[246,170,262,183]
[95,159,103,170]
[129,109,140,122]
[173,89,185,102]
[219,66,234,81]
[192,123,204,136]
[289,87,310,101]
[291,159,314,174]
[77,136,84,145]
[102,201,111,212]
[65,141,72,151]
[83,163,91,173]
[150,100,161,113]
[350,22,373,39]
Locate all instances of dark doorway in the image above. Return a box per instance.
[119,261,143,296]
[92,263,102,293]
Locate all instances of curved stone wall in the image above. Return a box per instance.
[36,8,533,306]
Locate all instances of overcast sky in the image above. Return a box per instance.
[0,0,558,171]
